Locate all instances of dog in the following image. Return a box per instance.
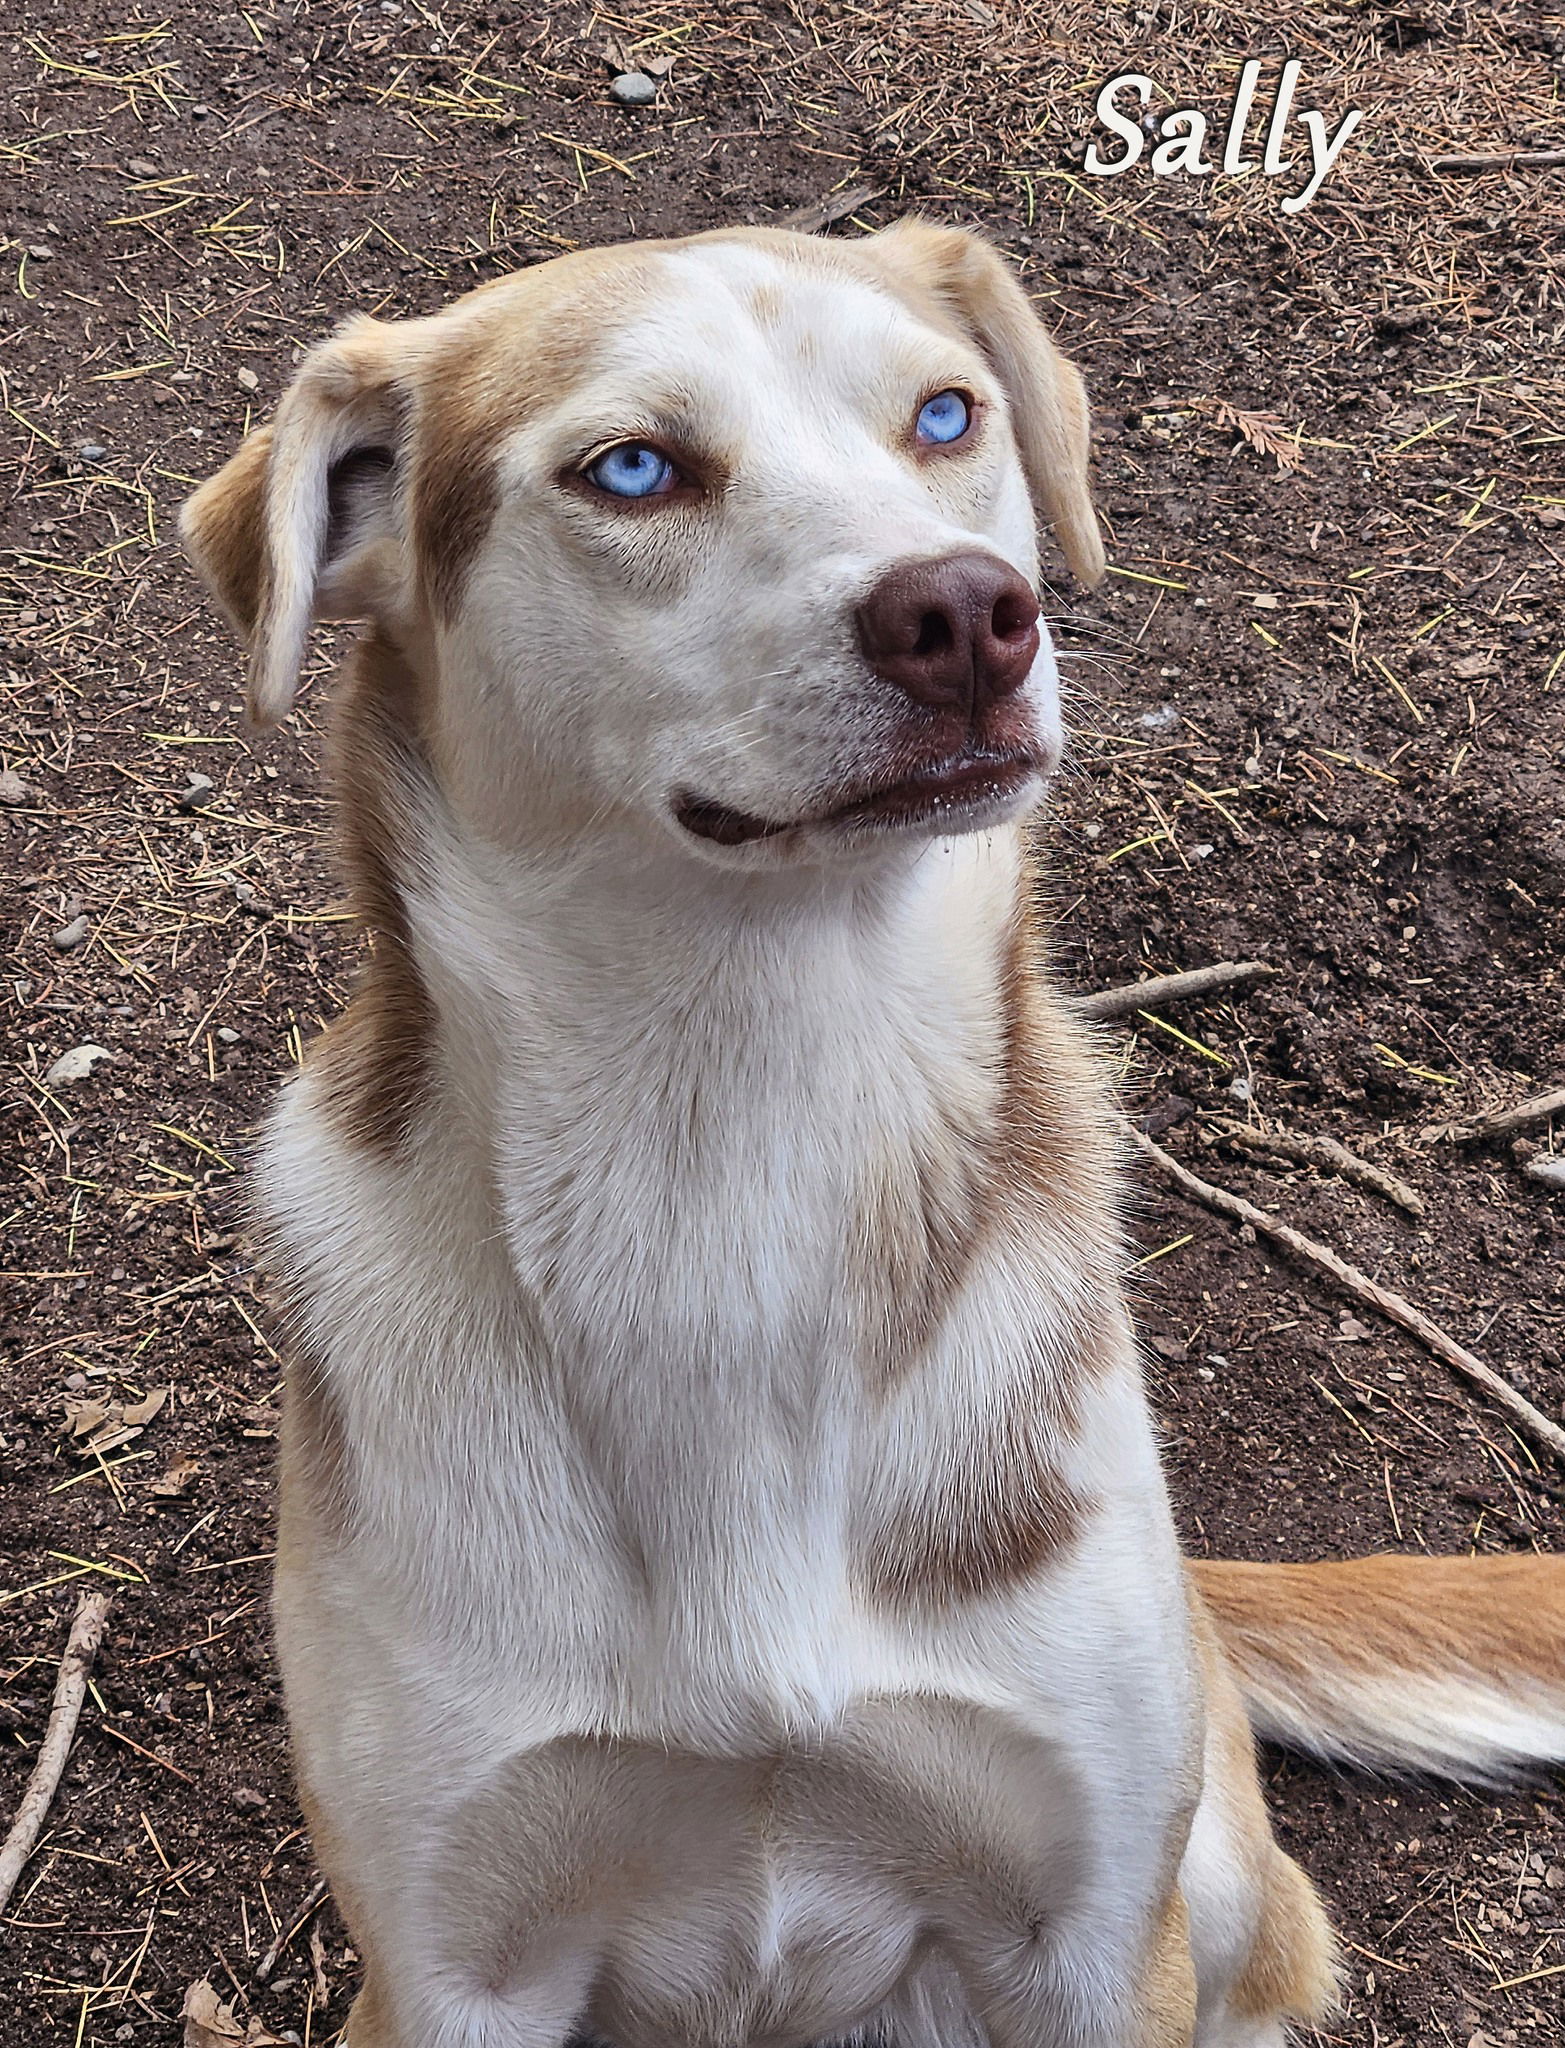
[181,219,1565,2048]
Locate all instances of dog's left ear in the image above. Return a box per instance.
[859,220,1106,588]
[180,317,417,726]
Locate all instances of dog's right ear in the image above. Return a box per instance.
[180,318,414,727]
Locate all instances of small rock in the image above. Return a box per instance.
[609,69,657,105]
[1338,1315,1372,1343]
[127,156,158,176]
[177,772,214,811]
[236,366,260,393]
[216,1026,241,1045]
[1226,1076,1252,1103]
[1138,702,1178,731]
[52,914,90,951]
[0,768,30,805]
[46,1042,116,1087]
[28,244,54,262]
[77,443,108,462]
[232,1785,267,1811]
[1375,306,1428,337]
[1191,842,1215,860]
[1525,1155,1565,1192]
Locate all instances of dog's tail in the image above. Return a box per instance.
[1191,1555,1565,1782]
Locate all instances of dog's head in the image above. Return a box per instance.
[182,221,1103,867]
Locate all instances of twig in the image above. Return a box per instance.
[1126,1124,1565,1467]
[254,1874,330,1984]
[1438,1086,1565,1144]
[1428,149,1565,173]
[1079,960,1272,1022]
[0,1591,112,1917]
[777,181,883,233]
[1209,1118,1425,1217]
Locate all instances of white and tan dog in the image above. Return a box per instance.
[182,221,1565,2048]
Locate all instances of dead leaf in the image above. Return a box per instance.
[121,1386,169,1428]
[150,1452,203,1499]
[181,1979,287,2048]
[182,1981,242,2046]
[64,1397,113,1440]
[62,1384,173,1458]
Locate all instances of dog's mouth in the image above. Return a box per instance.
[674,750,1045,848]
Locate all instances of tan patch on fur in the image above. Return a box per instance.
[1231,1842,1337,2025]
[747,278,786,327]
[308,630,437,1156]
[860,880,1127,1611]
[1194,1553,1565,1696]
[409,247,660,616]
[178,424,274,637]
[1191,1592,1339,2028]
[864,1382,1089,1611]
[1136,1887,1197,2048]
[848,1113,991,1382]
[279,1348,353,1547]
[341,1975,398,2048]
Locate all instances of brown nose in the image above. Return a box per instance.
[855,552,1041,718]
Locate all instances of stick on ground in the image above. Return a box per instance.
[1079,960,1272,1022]
[1127,1124,1565,1467]
[1429,149,1565,173]
[254,1873,330,1984]
[1440,1085,1565,1144]
[0,1591,111,1917]
[1210,1117,1426,1217]
[778,182,884,234]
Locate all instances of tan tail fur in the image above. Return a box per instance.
[1193,1555,1565,1781]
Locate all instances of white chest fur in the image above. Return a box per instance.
[262,822,1198,2046]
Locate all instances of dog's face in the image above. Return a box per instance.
[183,222,1103,868]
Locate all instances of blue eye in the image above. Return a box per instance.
[585,442,678,498]
[915,389,971,445]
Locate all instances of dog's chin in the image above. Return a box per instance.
[672,748,1052,863]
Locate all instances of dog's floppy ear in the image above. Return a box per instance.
[180,318,413,726]
[860,220,1105,588]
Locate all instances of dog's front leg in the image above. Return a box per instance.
[950,1888,1197,2048]
[342,1955,600,2048]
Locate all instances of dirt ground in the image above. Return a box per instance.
[3,1,1564,2042]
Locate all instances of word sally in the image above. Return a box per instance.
[1084,61,1364,214]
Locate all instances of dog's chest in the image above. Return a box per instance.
[267,1061,921,1739]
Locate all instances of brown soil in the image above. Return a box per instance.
[2,2,1562,2043]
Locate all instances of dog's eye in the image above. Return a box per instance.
[915,390,971,446]
[584,442,679,499]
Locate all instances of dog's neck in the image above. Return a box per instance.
[273,642,1127,1673]
[307,636,1117,1382]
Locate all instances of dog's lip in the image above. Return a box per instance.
[674,751,1045,848]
